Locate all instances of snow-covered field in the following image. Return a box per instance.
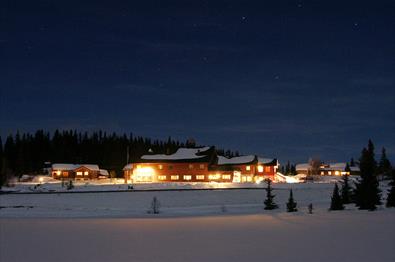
[1,182,394,262]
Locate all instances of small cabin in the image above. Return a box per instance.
[51,163,108,180]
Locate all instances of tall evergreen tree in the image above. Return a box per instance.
[264,179,278,210]
[350,158,355,167]
[340,172,353,204]
[378,147,392,179]
[386,170,395,208]
[286,189,297,212]
[354,140,381,210]
[330,183,344,210]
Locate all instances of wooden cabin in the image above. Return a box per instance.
[51,164,108,180]
[123,146,278,183]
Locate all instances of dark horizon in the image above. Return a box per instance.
[1,0,394,163]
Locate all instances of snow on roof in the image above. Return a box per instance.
[217,155,256,165]
[296,163,310,171]
[141,147,211,161]
[99,169,109,176]
[123,164,133,170]
[258,157,276,165]
[52,163,100,171]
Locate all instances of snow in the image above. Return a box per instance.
[217,155,255,165]
[141,146,211,161]
[1,182,394,262]
[296,163,310,171]
[257,157,275,164]
[99,169,109,177]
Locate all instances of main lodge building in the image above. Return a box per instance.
[123,146,278,183]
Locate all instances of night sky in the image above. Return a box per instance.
[1,0,394,163]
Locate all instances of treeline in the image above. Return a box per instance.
[0,130,238,179]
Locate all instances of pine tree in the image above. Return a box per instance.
[340,172,353,204]
[386,170,395,207]
[354,140,381,210]
[148,196,161,214]
[378,147,392,179]
[264,179,278,210]
[286,189,297,212]
[330,183,344,210]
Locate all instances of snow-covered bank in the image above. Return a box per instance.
[1,211,394,262]
[0,183,391,218]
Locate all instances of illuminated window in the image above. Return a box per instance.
[328,171,332,175]
[188,164,194,169]
[158,165,163,170]
[137,165,141,169]
[335,171,340,176]
[246,165,251,171]
[183,175,192,180]
[257,166,264,172]
[222,175,231,180]
[76,171,83,176]
[158,175,166,180]
[320,171,325,175]
[196,175,205,180]
[171,175,179,180]
[84,171,89,176]
[208,174,220,180]
[246,176,252,182]
[265,166,271,172]
[63,171,69,177]
[199,164,205,169]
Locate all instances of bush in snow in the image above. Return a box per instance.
[148,196,161,214]
[329,183,344,211]
[308,203,313,214]
[286,189,297,212]
[264,179,278,210]
[66,180,74,190]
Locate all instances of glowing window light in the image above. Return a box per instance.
[335,171,340,176]
[158,165,163,170]
[183,175,192,180]
[320,171,325,175]
[257,165,264,172]
[199,164,205,169]
[84,171,89,176]
[171,175,179,180]
[158,175,166,180]
[188,164,194,169]
[246,165,251,171]
[133,167,155,182]
[76,171,83,176]
[222,175,231,180]
[208,174,220,180]
[56,170,61,176]
[328,171,332,175]
[196,175,205,180]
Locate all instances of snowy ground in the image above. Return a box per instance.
[1,182,394,261]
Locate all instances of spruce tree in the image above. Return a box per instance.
[286,189,297,212]
[330,183,344,210]
[354,140,381,210]
[386,170,395,207]
[264,179,278,210]
[378,147,392,179]
[340,172,353,204]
